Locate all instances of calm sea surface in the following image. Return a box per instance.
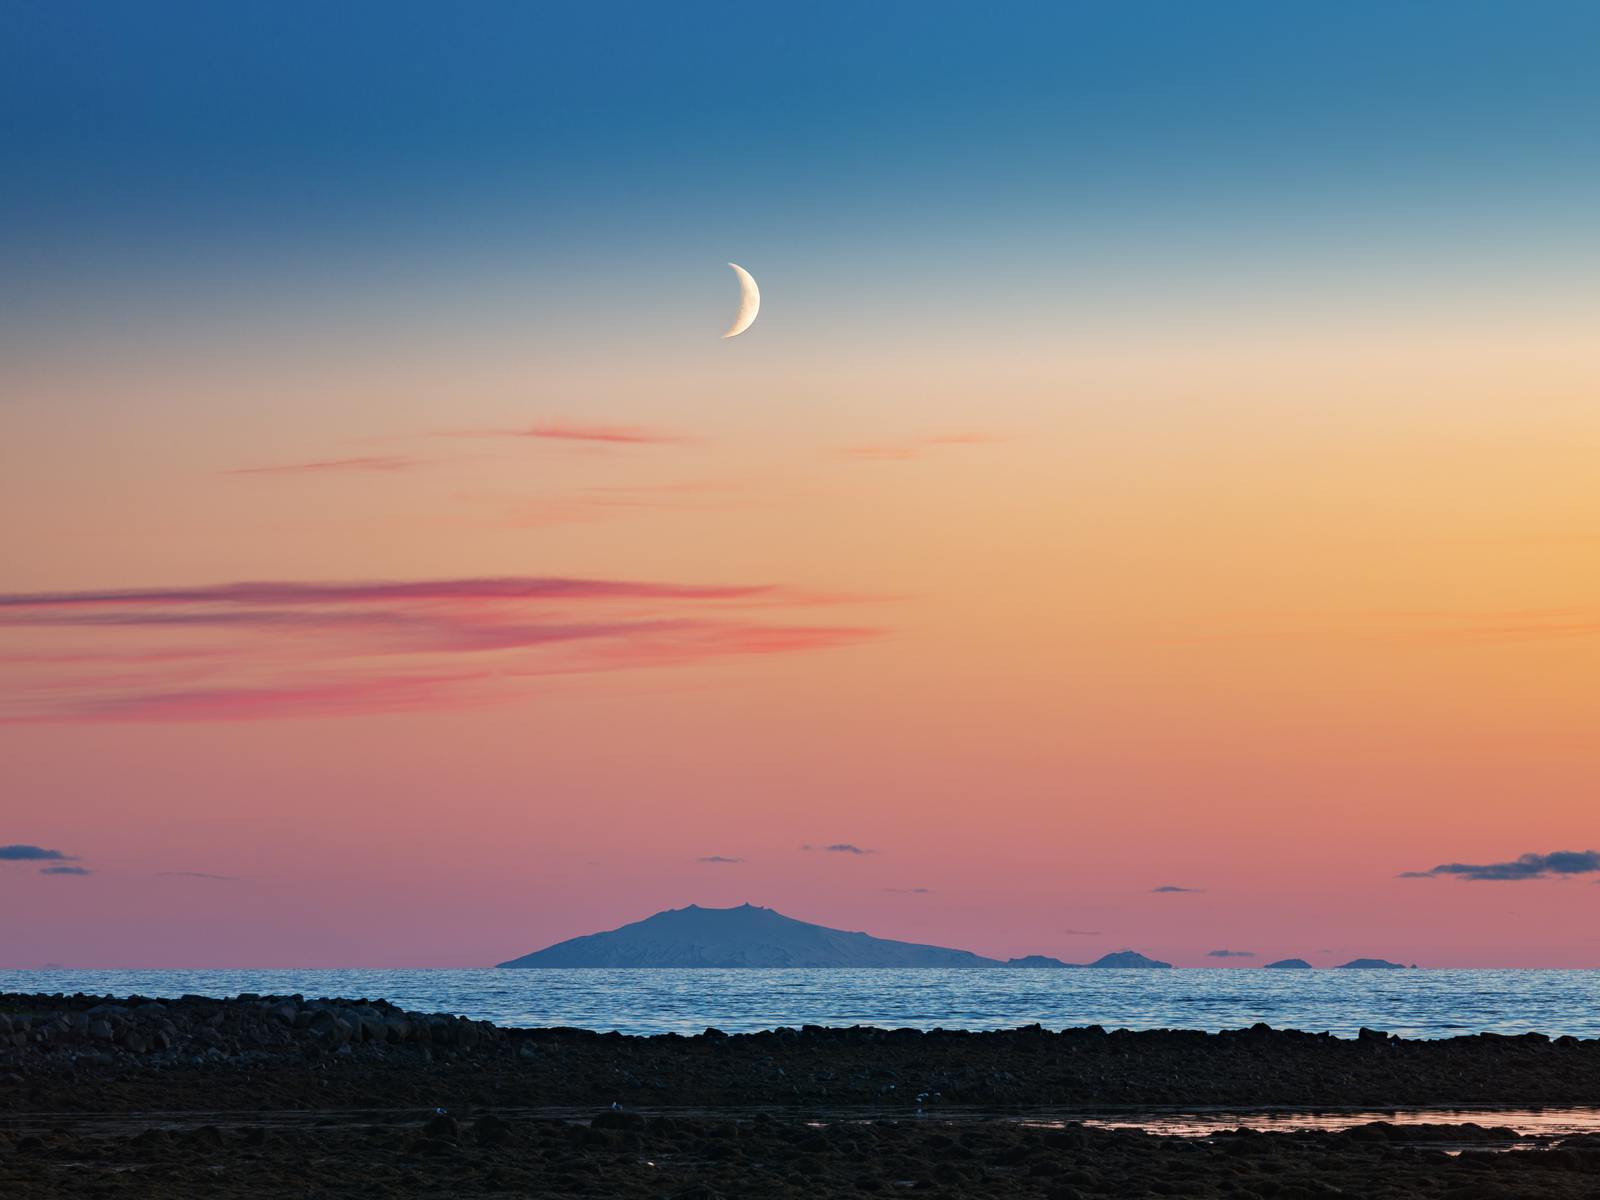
[3,968,1597,1039]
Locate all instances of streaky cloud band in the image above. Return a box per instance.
[1399,849,1600,881]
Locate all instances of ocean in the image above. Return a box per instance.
[4,967,1598,1039]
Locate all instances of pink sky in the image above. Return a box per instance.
[3,296,1600,968]
[9,1,1600,975]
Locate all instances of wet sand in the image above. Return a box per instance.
[6,991,1600,1196]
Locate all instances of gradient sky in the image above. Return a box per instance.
[4,2,1600,969]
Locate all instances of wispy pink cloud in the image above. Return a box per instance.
[223,455,433,476]
[0,648,219,666]
[439,422,689,446]
[0,577,774,609]
[0,575,885,724]
[527,423,688,445]
[838,432,1004,461]
[566,622,882,672]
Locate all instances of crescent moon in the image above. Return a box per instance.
[722,262,760,339]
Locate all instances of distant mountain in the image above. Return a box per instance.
[497,905,1173,969]
[497,904,1000,968]
[1263,958,1314,969]
[1336,958,1409,970]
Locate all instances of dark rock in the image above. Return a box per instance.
[591,1109,645,1130]
[187,1124,224,1147]
[422,1112,459,1140]
[474,1114,512,1147]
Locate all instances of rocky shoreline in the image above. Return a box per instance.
[6,991,1600,1197]
[6,990,1598,1111]
[1,989,501,1072]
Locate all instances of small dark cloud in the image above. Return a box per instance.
[1207,949,1256,958]
[1062,929,1101,936]
[883,887,931,894]
[1152,885,1202,894]
[697,856,744,864]
[804,843,875,855]
[40,865,92,876]
[0,844,76,861]
[157,871,238,880]
[1400,849,1600,882]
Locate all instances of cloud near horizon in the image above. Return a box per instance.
[0,844,77,861]
[1399,849,1600,882]
[1207,949,1256,958]
[1062,929,1102,936]
[0,576,883,724]
[696,856,744,864]
[40,865,93,876]
[1151,885,1202,893]
[804,843,875,855]
[157,871,239,880]
[883,887,931,893]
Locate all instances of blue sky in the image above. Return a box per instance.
[7,2,1600,236]
[6,2,1600,357]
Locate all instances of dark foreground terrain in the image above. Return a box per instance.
[6,991,1600,1198]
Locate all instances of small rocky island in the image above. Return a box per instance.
[1004,950,1172,969]
[497,903,1174,968]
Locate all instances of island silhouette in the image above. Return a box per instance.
[496,903,1176,968]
